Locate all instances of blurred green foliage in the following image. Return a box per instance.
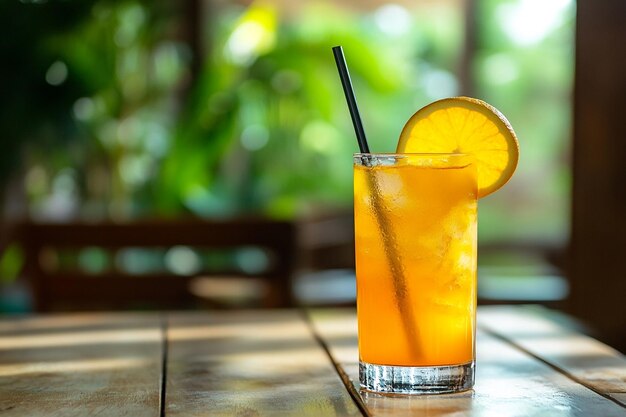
[2,0,573,244]
[0,245,24,284]
[0,0,94,184]
[475,0,574,243]
[155,2,465,219]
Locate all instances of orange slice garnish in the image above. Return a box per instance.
[397,97,519,198]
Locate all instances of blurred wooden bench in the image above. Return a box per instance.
[18,219,297,311]
[294,210,356,306]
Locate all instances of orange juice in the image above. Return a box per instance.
[354,154,477,368]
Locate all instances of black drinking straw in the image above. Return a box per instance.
[332,46,370,154]
[332,46,420,357]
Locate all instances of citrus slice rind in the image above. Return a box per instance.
[396,97,519,198]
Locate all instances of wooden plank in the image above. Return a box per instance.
[0,313,163,417]
[309,308,626,416]
[165,310,362,417]
[478,305,626,406]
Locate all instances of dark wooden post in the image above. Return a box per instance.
[459,0,477,97]
[184,0,203,85]
[569,0,626,352]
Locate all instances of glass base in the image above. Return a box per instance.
[359,360,475,394]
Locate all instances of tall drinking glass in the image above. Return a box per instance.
[354,153,477,394]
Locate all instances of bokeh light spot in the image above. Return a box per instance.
[241,124,269,151]
[73,98,95,121]
[422,68,458,99]
[165,246,202,276]
[497,0,572,46]
[483,53,519,85]
[300,121,341,154]
[235,247,270,274]
[45,61,68,86]
[374,4,411,37]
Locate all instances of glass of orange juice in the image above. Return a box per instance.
[354,152,477,394]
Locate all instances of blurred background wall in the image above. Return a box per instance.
[0,0,573,223]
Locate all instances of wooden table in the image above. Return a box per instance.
[0,306,624,416]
